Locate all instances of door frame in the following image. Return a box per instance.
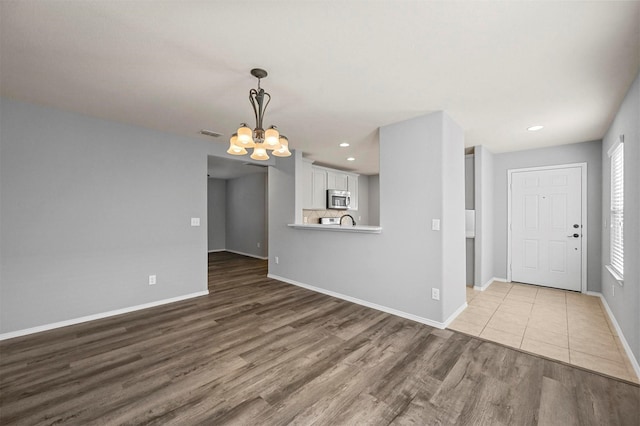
[507,162,588,293]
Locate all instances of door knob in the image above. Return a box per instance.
[573,224,580,228]
[567,233,580,238]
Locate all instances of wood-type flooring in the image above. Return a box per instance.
[1,251,638,425]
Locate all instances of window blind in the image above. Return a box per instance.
[610,142,624,277]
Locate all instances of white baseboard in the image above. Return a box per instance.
[443,301,468,327]
[586,291,640,380]
[268,273,458,329]
[226,249,268,260]
[208,249,225,253]
[473,277,507,291]
[0,290,209,341]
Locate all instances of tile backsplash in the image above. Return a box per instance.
[303,209,348,224]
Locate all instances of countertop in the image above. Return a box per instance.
[288,223,382,234]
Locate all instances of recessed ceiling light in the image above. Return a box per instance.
[527,125,544,131]
[347,157,355,161]
[339,142,350,147]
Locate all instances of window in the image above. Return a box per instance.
[608,138,624,280]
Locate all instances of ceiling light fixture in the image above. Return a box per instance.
[527,125,544,131]
[227,68,291,160]
[339,142,350,147]
[347,157,355,161]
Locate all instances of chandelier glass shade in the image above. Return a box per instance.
[227,68,291,160]
[226,134,247,156]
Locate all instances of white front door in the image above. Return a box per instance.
[510,166,583,291]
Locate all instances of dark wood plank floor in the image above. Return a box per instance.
[1,251,638,425]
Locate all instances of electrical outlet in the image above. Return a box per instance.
[257,242,261,248]
[432,219,440,231]
[149,275,157,285]
[191,217,200,227]
[431,288,440,300]
[275,256,279,264]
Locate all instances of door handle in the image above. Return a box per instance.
[567,234,580,238]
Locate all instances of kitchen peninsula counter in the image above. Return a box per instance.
[288,224,382,234]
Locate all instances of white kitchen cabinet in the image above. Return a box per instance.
[300,160,358,210]
[327,171,348,191]
[311,168,327,209]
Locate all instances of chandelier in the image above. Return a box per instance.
[227,68,291,160]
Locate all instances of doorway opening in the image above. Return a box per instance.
[206,155,269,289]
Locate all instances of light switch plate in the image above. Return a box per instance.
[191,217,200,226]
[432,219,440,231]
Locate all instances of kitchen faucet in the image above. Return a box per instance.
[340,214,356,226]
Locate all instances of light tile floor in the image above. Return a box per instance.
[448,281,639,383]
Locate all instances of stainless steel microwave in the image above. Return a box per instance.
[327,189,350,210]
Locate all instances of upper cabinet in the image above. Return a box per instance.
[301,161,359,210]
[311,167,328,210]
[327,171,348,191]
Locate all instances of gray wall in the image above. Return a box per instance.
[601,72,639,363]
[492,140,603,291]
[269,111,466,324]
[356,175,369,226]
[207,178,226,251]
[0,97,214,333]
[226,173,267,258]
[475,146,495,287]
[368,174,380,226]
[466,239,474,286]
[441,114,467,319]
[465,155,475,209]
[465,154,475,285]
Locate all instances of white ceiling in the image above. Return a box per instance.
[1,1,638,175]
